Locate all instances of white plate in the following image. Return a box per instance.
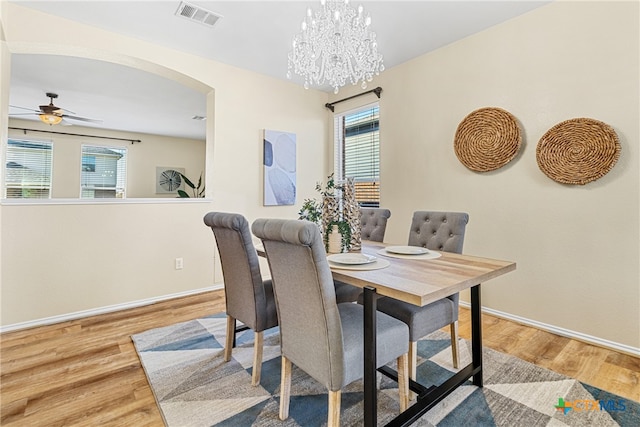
[327,253,377,265]
[385,246,429,255]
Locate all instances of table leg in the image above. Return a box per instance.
[379,284,485,427]
[470,284,483,387]
[232,321,249,348]
[363,286,378,427]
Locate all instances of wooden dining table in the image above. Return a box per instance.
[329,242,516,427]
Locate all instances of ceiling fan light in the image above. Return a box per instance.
[39,114,62,125]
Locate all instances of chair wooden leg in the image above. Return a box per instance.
[251,331,264,386]
[327,390,341,427]
[397,353,409,412]
[279,356,292,421]
[408,341,418,380]
[224,315,235,362]
[450,321,460,369]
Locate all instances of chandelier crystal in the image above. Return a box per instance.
[287,0,384,94]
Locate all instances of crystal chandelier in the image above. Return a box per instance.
[287,0,384,94]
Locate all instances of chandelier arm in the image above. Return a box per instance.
[324,86,383,112]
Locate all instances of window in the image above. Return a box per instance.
[4,138,53,198]
[334,104,380,207]
[80,145,127,198]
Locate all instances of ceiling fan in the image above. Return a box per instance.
[9,92,102,126]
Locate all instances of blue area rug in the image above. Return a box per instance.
[131,313,639,426]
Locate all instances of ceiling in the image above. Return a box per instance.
[7,1,550,140]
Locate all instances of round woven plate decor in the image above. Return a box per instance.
[454,107,522,172]
[536,118,620,185]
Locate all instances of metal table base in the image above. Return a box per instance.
[363,285,483,427]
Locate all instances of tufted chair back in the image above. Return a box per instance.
[360,208,391,242]
[407,211,469,253]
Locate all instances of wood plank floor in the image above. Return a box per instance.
[1,290,638,426]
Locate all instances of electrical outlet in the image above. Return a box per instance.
[175,257,184,270]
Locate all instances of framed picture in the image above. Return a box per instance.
[263,129,296,206]
[156,167,185,194]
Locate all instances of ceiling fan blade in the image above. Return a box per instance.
[62,114,103,123]
[13,94,98,125]
[40,104,64,115]
[9,105,39,112]
[51,105,76,115]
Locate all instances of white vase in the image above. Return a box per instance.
[327,225,342,254]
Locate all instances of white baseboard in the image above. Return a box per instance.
[0,284,225,334]
[460,301,640,357]
[4,289,637,358]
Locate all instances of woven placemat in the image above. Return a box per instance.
[454,107,522,172]
[536,118,620,185]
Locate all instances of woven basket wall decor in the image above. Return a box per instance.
[454,107,522,172]
[536,118,620,185]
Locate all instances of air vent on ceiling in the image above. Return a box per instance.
[175,1,222,28]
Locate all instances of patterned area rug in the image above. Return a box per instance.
[131,313,639,426]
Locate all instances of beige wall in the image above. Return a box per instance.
[331,1,639,350]
[2,2,638,353]
[0,2,8,327]
[1,3,330,326]
[8,118,206,199]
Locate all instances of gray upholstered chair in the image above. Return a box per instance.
[251,218,410,426]
[360,207,391,242]
[203,212,278,387]
[333,279,362,303]
[375,211,469,381]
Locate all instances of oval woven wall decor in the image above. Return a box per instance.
[536,118,620,185]
[454,107,522,172]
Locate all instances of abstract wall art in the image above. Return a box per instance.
[263,129,296,206]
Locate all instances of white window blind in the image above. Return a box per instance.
[80,145,127,198]
[4,138,53,199]
[334,104,380,207]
